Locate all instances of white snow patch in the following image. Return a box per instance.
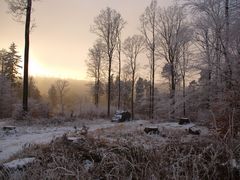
[0,119,210,163]
[0,121,117,162]
[231,159,240,170]
[0,126,75,162]
[83,160,94,171]
[3,157,35,169]
[158,122,195,129]
[155,122,209,135]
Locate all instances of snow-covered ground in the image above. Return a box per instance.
[0,120,116,162]
[0,126,72,162]
[0,119,209,163]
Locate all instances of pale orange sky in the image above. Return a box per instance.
[0,0,172,80]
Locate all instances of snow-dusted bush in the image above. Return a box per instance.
[12,99,50,120]
[11,103,24,120]
[3,132,240,179]
[28,99,50,118]
[76,103,116,119]
[0,76,16,118]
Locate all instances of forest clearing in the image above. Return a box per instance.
[1,0,240,179]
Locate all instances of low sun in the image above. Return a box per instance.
[18,56,86,80]
[29,58,45,76]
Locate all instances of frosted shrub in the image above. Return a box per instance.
[12,99,50,120]
[28,99,50,118]
[77,103,115,119]
[12,103,24,120]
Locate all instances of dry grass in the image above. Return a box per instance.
[1,128,240,180]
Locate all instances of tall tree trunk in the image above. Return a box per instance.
[170,62,175,120]
[118,40,121,110]
[149,75,152,119]
[131,73,135,120]
[60,93,64,115]
[152,53,155,120]
[182,46,186,117]
[183,75,186,117]
[107,55,112,117]
[205,31,211,109]
[96,68,100,108]
[1,58,4,75]
[151,21,155,120]
[23,0,32,113]
[215,29,221,88]
[224,0,232,89]
[94,78,97,106]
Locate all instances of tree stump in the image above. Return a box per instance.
[144,127,160,134]
[179,118,190,125]
[188,127,200,135]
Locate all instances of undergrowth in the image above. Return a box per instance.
[1,132,240,180]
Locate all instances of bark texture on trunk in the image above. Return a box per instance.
[23,0,32,113]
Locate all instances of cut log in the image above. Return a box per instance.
[66,136,86,145]
[80,125,89,135]
[67,137,79,143]
[179,118,190,125]
[144,127,160,135]
[3,126,16,131]
[188,127,200,135]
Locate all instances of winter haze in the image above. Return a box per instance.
[1,0,240,179]
[0,0,172,79]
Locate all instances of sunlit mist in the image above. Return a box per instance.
[0,0,171,80]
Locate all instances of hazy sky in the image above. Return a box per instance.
[0,0,172,80]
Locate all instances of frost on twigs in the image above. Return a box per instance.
[1,128,239,179]
[2,157,35,170]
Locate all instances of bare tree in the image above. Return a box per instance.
[186,0,234,90]
[121,65,132,110]
[6,0,37,113]
[156,5,189,120]
[178,41,192,117]
[55,80,69,115]
[48,84,57,110]
[0,76,15,118]
[193,16,216,110]
[91,7,125,117]
[28,76,41,100]
[86,40,106,108]
[123,35,145,120]
[140,0,158,119]
[186,0,231,108]
[116,35,122,110]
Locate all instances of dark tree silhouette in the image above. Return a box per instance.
[86,40,106,108]
[55,80,69,115]
[140,0,158,119]
[123,35,144,120]
[6,0,33,113]
[91,7,125,117]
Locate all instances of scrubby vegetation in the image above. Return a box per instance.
[1,128,240,179]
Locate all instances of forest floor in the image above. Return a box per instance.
[0,118,116,162]
[1,118,239,179]
[0,118,208,163]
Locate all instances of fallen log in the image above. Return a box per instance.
[188,127,200,135]
[3,126,16,131]
[144,127,160,135]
